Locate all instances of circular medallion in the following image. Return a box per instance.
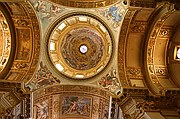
[48,15,112,79]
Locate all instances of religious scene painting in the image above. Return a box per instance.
[62,96,91,117]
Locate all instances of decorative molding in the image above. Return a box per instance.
[49,0,120,8]
[127,67,143,75]
[130,21,147,33]
[145,2,175,95]
[130,0,156,8]
[155,67,168,76]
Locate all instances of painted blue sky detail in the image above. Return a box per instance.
[96,1,126,28]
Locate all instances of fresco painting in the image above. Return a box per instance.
[28,62,60,90]
[30,0,65,31]
[62,96,91,117]
[98,69,121,95]
[96,1,126,28]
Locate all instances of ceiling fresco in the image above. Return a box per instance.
[30,0,65,33]
[0,0,180,119]
[48,15,113,79]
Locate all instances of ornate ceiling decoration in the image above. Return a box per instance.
[0,11,11,75]
[33,85,111,119]
[0,2,41,83]
[48,15,112,79]
[167,23,180,87]
[49,0,120,8]
[61,27,104,70]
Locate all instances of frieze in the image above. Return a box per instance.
[130,21,147,33]
[127,67,142,75]
[130,0,156,8]
[49,0,119,8]
[12,62,29,70]
[15,19,29,26]
[137,101,159,112]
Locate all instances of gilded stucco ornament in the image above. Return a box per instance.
[49,0,120,8]
[145,2,175,95]
[48,15,112,79]
[0,11,11,73]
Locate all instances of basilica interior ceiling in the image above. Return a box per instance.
[0,0,180,119]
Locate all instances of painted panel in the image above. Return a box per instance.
[62,96,91,117]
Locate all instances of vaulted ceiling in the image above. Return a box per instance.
[0,0,180,118]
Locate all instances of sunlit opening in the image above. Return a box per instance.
[177,48,180,59]
[58,22,66,30]
[56,63,64,71]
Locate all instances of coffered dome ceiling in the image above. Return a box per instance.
[48,15,112,79]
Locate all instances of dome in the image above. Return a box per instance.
[48,15,113,79]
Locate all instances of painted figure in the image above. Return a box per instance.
[62,96,90,116]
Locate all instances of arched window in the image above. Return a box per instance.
[177,47,180,59]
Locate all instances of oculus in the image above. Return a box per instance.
[80,45,88,54]
[48,15,112,79]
